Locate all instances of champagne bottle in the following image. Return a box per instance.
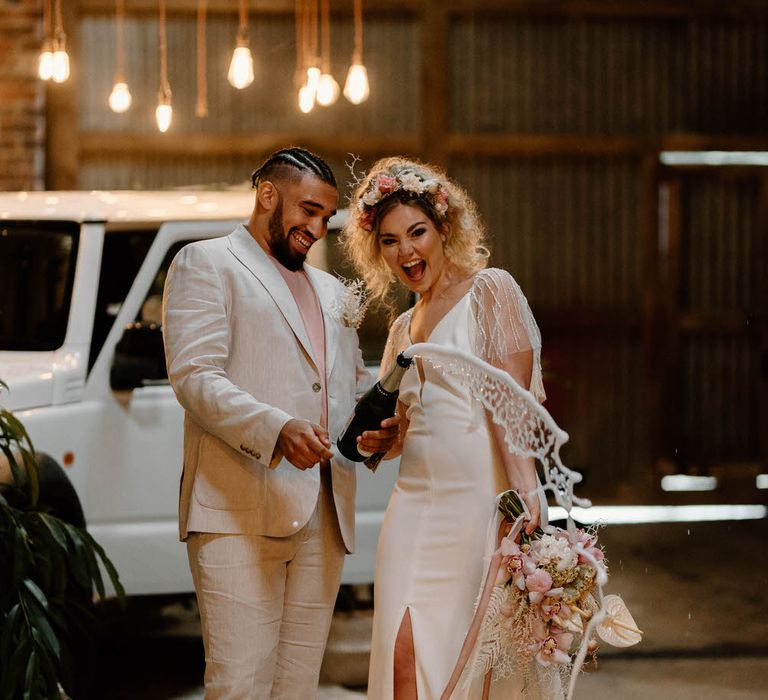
[337,352,412,468]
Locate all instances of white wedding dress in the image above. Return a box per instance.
[368,269,557,699]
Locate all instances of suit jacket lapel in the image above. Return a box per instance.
[228,225,318,370]
[305,264,339,379]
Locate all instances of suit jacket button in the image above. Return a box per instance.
[240,444,246,452]
[254,452,261,459]
[312,382,322,393]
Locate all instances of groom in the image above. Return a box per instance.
[163,147,398,698]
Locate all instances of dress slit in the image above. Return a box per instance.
[393,606,418,699]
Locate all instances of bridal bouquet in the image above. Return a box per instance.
[462,491,642,693]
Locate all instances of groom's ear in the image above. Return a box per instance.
[257,180,278,211]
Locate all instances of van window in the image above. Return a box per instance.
[136,240,193,327]
[89,229,156,369]
[0,221,79,351]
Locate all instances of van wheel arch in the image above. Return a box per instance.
[36,453,86,528]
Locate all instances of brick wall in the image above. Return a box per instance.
[0,0,45,191]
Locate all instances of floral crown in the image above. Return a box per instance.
[355,169,451,232]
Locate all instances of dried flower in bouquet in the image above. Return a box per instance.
[330,277,371,329]
[457,490,642,698]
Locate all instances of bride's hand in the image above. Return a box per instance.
[522,489,541,535]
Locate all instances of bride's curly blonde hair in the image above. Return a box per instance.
[341,157,489,313]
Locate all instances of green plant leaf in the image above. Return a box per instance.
[0,442,25,491]
[81,528,126,602]
[5,635,31,698]
[0,602,22,663]
[61,524,91,590]
[24,600,61,661]
[22,578,49,611]
[30,632,61,696]
[38,512,69,550]
[23,650,38,699]
[3,409,36,453]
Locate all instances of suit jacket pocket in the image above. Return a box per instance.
[193,433,265,511]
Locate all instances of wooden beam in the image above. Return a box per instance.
[78,0,768,18]
[78,132,420,158]
[679,311,758,333]
[758,175,768,469]
[640,153,663,486]
[78,131,768,161]
[447,133,768,159]
[79,0,420,16]
[659,177,684,469]
[444,0,768,18]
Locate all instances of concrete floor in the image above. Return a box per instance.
[90,517,768,698]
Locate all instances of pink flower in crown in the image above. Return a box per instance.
[376,174,398,194]
[359,208,376,232]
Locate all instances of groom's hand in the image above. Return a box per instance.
[357,415,401,456]
[277,419,334,470]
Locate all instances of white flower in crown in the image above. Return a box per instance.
[398,171,426,194]
[330,278,371,329]
[362,189,381,207]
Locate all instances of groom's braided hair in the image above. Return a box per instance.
[251,147,336,189]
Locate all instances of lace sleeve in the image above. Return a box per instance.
[379,309,412,378]
[469,268,546,403]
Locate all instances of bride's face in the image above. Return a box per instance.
[377,202,446,295]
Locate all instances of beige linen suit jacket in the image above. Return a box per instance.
[162,224,368,550]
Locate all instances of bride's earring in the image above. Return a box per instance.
[440,234,447,243]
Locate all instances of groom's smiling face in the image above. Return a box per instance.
[266,173,338,271]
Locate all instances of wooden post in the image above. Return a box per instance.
[421,0,448,167]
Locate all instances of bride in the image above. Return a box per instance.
[343,158,556,699]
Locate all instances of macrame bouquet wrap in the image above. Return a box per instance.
[401,343,642,700]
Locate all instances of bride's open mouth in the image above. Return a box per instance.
[402,259,425,281]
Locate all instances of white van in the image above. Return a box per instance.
[0,190,397,596]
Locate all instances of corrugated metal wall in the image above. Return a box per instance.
[71,6,767,497]
[450,17,768,135]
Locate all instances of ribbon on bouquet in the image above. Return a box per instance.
[440,494,532,700]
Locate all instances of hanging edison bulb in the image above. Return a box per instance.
[315,0,338,106]
[109,0,132,112]
[38,39,54,81]
[49,0,70,83]
[51,31,70,83]
[316,71,339,106]
[306,64,321,94]
[298,83,315,113]
[227,42,254,89]
[343,0,369,105]
[156,0,172,131]
[156,87,173,132]
[343,62,369,104]
[227,0,254,89]
[39,0,54,80]
[109,82,132,112]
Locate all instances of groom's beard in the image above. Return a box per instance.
[268,198,307,271]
